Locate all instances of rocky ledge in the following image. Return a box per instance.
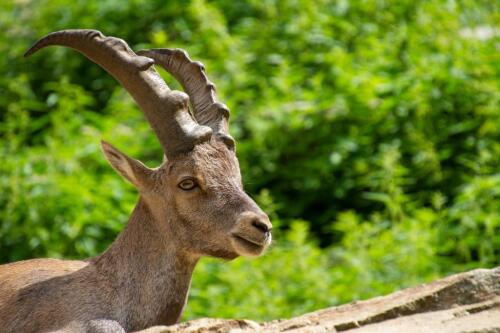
[138,267,499,333]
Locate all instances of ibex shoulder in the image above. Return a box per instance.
[0,258,88,298]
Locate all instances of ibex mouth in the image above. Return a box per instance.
[231,234,267,256]
[233,234,266,247]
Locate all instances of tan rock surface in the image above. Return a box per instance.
[136,267,500,333]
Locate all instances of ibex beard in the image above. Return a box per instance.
[0,29,272,333]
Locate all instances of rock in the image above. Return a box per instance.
[135,267,500,333]
[137,319,260,333]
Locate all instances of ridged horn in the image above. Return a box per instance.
[25,29,212,159]
[137,48,234,148]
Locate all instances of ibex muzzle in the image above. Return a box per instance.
[0,29,272,333]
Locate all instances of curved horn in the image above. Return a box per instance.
[25,29,212,159]
[137,49,233,146]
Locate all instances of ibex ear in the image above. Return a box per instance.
[101,140,154,191]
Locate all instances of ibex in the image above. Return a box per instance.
[0,29,272,333]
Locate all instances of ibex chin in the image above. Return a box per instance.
[0,29,272,333]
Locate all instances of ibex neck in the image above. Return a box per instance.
[93,198,198,330]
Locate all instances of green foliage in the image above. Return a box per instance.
[188,221,332,320]
[0,0,499,321]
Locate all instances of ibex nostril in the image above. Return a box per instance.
[252,220,270,233]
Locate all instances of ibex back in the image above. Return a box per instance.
[0,29,272,333]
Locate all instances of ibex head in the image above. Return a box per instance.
[25,30,272,259]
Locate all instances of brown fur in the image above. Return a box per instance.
[0,139,272,333]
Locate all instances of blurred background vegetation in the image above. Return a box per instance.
[0,0,499,322]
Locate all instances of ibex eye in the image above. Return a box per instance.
[178,179,197,191]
